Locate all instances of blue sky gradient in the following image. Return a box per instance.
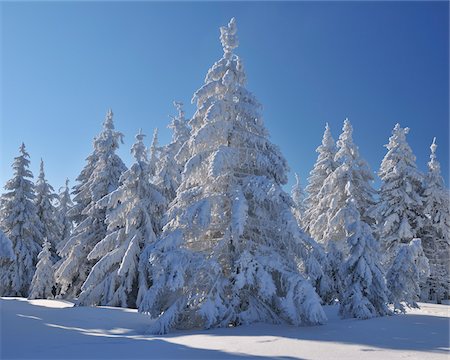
[1,1,448,192]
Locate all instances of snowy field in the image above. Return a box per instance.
[1,297,448,359]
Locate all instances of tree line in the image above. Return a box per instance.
[1,18,448,334]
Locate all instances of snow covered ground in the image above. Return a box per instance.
[1,297,448,359]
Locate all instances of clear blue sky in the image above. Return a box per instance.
[1,1,448,193]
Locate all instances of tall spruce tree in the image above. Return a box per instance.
[55,110,126,297]
[420,138,450,302]
[138,18,326,334]
[35,159,61,256]
[315,119,377,303]
[304,123,337,240]
[376,124,425,267]
[0,144,43,296]
[154,101,190,202]
[77,131,166,308]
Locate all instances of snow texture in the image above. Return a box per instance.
[1,297,448,360]
[0,229,14,263]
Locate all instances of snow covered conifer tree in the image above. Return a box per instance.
[55,110,126,297]
[154,101,190,202]
[148,128,159,180]
[139,18,326,334]
[28,240,55,299]
[35,159,61,255]
[376,124,425,267]
[420,138,450,302]
[387,238,430,313]
[314,119,377,303]
[338,191,390,319]
[77,130,166,308]
[56,178,73,249]
[304,123,337,239]
[291,173,306,227]
[0,144,43,296]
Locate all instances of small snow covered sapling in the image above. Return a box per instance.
[387,238,430,313]
[29,240,55,299]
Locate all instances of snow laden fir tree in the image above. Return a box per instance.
[0,144,43,297]
[138,18,326,334]
[304,123,337,241]
[77,130,166,308]
[291,173,306,228]
[312,120,381,306]
[55,110,126,297]
[57,179,74,249]
[376,124,425,266]
[386,238,429,313]
[35,159,61,258]
[420,138,450,302]
[28,240,55,300]
[154,101,190,203]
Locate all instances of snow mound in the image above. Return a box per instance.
[1,298,449,359]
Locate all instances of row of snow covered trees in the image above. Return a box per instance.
[1,18,448,333]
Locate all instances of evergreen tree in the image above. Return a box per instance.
[339,192,390,319]
[55,110,126,297]
[139,18,326,334]
[315,119,377,303]
[304,123,337,240]
[28,240,55,299]
[386,238,430,313]
[291,173,306,227]
[35,159,61,255]
[0,144,43,296]
[376,124,425,267]
[154,101,190,202]
[148,128,159,180]
[56,178,74,251]
[77,131,166,308]
[420,138,450,302]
